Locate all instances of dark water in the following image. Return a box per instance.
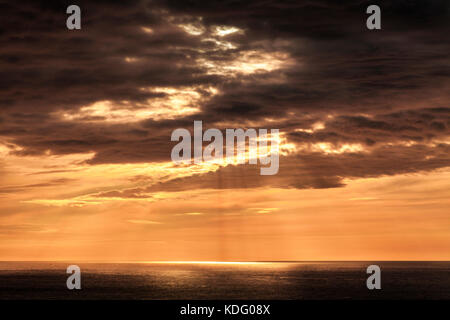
[0,261,448,300]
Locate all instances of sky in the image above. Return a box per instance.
[0,0,449,261]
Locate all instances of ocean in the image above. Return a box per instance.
[0,261,448,299]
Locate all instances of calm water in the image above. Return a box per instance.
[0,261,448,299]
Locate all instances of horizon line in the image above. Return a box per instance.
[1,259,449,263]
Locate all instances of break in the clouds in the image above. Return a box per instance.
[0,0,449,193]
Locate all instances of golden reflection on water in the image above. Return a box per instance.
[139,261,272,265]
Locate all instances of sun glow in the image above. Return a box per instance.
[57,86,218,123]
[178,23,205,35]
[198,50,292,76]
[213,26,243,37]
[293,142,366,155]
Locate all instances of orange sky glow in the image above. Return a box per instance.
[1,1,449,262]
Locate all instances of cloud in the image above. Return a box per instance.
[141,142,450,192]
[126,219,162,225]
[0,224,58,235]
[0,0,448,193]
[181,212,204,216]
[0,178,76,194]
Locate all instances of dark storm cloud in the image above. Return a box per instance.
[1,0,211,111]
[0,0,449,187]
[288,107,450,147]
[86,142,450,196]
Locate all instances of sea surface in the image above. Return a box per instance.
[0,261,448,299]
